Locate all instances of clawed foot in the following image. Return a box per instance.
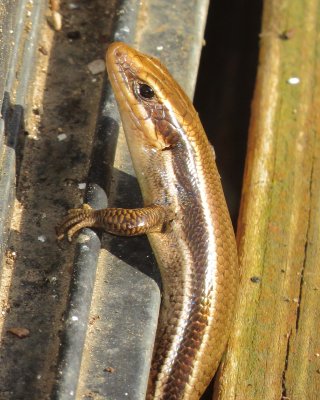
[56,204,94,242]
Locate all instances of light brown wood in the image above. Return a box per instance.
[214,0,320,399]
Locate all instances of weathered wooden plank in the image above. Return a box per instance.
[214,0,320,399]
[284,82,320,398]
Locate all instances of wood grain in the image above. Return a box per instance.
[214,0,320,399]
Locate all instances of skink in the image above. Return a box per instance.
[57,42,238,400]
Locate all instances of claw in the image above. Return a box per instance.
[56,204,94,242]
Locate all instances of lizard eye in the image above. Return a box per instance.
[137,83,155,99]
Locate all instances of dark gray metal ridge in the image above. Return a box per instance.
[52,1,145,399]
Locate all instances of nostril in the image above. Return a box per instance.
[107,42,124,60]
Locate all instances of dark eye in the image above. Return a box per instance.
[138,83,155,99]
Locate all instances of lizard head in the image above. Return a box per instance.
[106,42,196,152]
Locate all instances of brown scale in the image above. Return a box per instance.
[57,204,168,241]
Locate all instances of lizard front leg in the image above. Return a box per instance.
[56,203,169,242]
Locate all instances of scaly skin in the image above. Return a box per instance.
[57,42,238,400]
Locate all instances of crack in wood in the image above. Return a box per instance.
[281,329,291,400]
[295,154,314,332]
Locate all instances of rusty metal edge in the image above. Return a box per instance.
[0,1,47,277]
